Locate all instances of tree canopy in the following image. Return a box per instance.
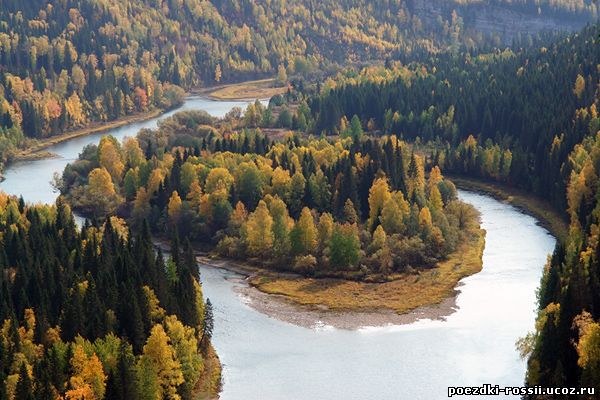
[0,194,216,399]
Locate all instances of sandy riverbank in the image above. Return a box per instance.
[198,257,465,330]
[192,78,286,101]
[190,221,484,330]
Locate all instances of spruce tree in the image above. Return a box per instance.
[202,299,214,350]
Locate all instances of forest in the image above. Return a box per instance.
[50,18,600,392]
[0,0,595,168]
[56,109,480,280]
[2,1,600,398]
[293,22,600,394]
[308,24,600,211]
[0,195,219,399]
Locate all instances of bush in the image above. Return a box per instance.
[276,107,293,128]
[388,235,436,271]
[293,255,317,275]
[216,236,244,259]
[269,94,284,107]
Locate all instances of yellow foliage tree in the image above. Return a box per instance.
[428,166,443,189]
[139,324,184,400]
[380,196,404,235]
[245,200,274,256]
[205,167,234,194]
[367,177,391,231]
[65,345,106,400]
[85,168,122,217]
[371,224,387,251]
[270,167,292,200]
[98,137,124,182]
[574,311,600,370]
[88,167,116,197]
[574,73,586,99]
[65,92,86,126]
[164,316,204,395]
[186,180,203,214]
[229,201,248,232]
[143,286,166,324]
[123,137,145,168]
[147,169,164,194]
[17,309,42,364]
[317,212,334,247]
[418,206,433,228]
[290,207,317,255]
[167,191,183,221]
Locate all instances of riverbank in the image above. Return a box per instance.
[12,108,165,162]
[10,78,280,166]
[195,345,222,400]
[198,226,485,329]
[193,78,286,100]
[448,175,568,240]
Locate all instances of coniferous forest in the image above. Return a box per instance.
[3,0,600,399]
[0,195,218,399]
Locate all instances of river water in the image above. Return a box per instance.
[0,98,556,399]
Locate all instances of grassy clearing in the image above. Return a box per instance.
[249,227,485,314]
[194,345,222,400]
[449,175,567,241]
[207,78,287,100]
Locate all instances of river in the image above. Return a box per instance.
[0,97,556,399]
[0,96,257,204]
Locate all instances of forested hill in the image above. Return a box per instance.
[0,0,596,163]
[304,22,600,393]
[310,23,600,211]
[412,0,597,45]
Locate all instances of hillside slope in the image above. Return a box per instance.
[0,0,596,157]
